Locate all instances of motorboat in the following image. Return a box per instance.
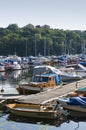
[33,65,82,83]
[16,73,60,94]
[57,96,86,117]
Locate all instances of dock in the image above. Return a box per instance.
[0,94,23,102]
[15,78,86,104]
[0,79,86,105]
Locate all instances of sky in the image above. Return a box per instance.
[0,0,86,30]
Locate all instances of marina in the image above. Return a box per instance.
[0,68,86,130]
[1,0,86,129]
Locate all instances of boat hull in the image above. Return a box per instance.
[57,97,86,116]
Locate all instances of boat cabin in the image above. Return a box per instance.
[32,73,60,87]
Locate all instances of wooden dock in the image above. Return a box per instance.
[16,78,86,105]
[0,94,22,100]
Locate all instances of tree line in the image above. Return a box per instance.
[0,23,86,57]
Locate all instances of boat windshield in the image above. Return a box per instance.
[33,76,48,82]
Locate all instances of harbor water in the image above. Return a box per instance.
[0,70,86,130]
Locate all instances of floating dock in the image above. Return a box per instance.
[15,78,86,104]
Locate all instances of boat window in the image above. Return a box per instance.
[42,77,48,82]
[33,76,40,82]
[33,76,48,82]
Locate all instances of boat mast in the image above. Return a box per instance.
[35,34,37,57]
[44,38,46,56]
[26,39,27,57]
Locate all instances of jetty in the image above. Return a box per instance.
[15,78,86,104]
[0,79,86,105]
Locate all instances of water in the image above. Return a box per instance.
[0,70,86,130]
[0,113,86,130]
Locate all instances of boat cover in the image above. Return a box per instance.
[77,87,86,91]
[67,97,86,106]
[55,75,60,85]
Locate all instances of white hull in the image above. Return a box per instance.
[58,98,86,113]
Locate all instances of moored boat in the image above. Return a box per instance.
[57,96,86,117]
[6,103,58,119]
[16,73,60,95]
[33,65,82,83]
[74,87,86,97]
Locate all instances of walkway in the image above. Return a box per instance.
[16,79,86,104]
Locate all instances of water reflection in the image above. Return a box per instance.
[0,69,31,95]
[74,122,79,130]
[7,113,68,127]
[6,113,86,129]
[0,69,31,81]
[0,110,6,117]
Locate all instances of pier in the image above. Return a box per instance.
[0,78,86,105]
[15,78,86,104]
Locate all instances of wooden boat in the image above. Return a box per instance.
[75,87,86,97]
[16,73,60,94]
[6,103,58,119]
[67,87,86,98]
[57,96,86,115]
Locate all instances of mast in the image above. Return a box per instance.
[44,38,46,56]
[26,39,27,57]
[35,34,37,57]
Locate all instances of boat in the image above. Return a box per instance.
[4,61,21,71]
[33,65,82,83]
[65,63,86,78]
[16,73,60,94]
[74,87,86,97]
[6,103,58,119]
[57,96,86,117]
[67,87,86,97]
[4,55,22,71]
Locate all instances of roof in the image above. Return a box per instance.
[35,73,57,77]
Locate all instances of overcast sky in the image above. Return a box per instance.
[0,0,86,30]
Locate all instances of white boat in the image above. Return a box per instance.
[33,65,82,82]
[65,63,86,78]
[4,55,22,71]
[4,62,21,71]
[57,96,86,115]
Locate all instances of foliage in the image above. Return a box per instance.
[0,24,85,56]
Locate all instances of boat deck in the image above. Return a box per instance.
[16,78,86,104]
